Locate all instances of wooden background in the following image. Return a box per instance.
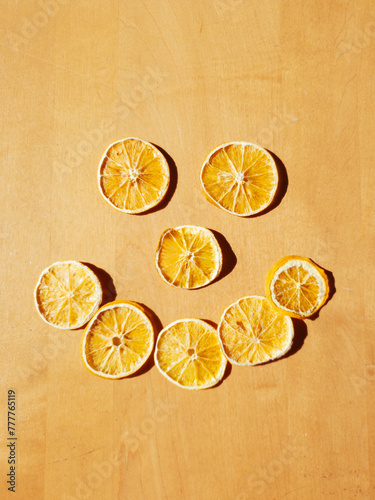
[1,1,374,499]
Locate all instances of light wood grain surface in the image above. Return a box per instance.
[1,1,374,499]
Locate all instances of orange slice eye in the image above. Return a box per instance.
[200,142,278,216]
[98,137,170,214]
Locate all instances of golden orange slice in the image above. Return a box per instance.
[265,256,330,319]
[218,296,293,365]
[155,225,222,289]
[200,142,278,216]
[154,319,227,390]
[98,137,170,213]
[81,301,154,379]
[34,261,102,329]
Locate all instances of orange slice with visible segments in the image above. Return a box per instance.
[98,137,170,213]
[265,256,330,319]
[218,296,293,365]
[34,261,102,329]
[200,142,278,216]
[154,319,227,390]
[81,301,154,379]
[155,225,222,289]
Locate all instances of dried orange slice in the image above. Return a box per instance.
[98,137,170,213]
[155,225,222,289]
[154,319,227,390]
[34,261,102,329]
[265,256,329,319]
[200,142,278,216]
[218,296,293,365]
[81,301,154,379]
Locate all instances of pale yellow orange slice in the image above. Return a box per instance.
[81,301,154,379]
[200,142,278,216]
[218,296,293,365]
[265,256,330,319]
[154,319,227,390]
[98,137,170,213]
[155,225,222,289]
[34,261,102,329]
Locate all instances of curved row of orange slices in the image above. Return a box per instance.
[34,255,329,389]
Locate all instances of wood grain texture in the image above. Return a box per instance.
[0,0,374,499]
